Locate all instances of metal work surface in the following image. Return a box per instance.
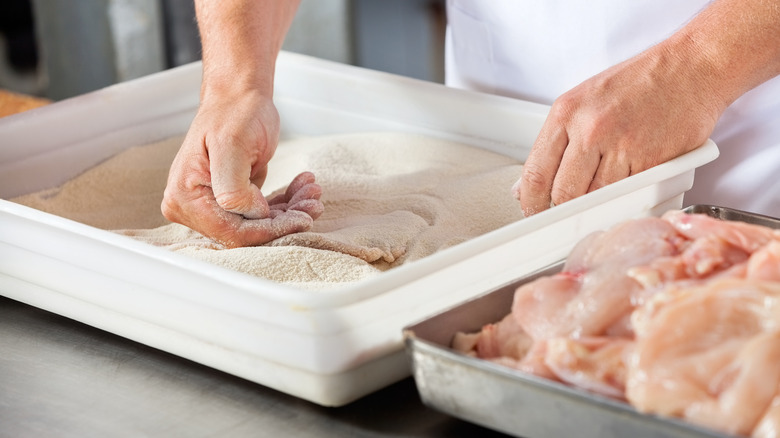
[0,295,507,438]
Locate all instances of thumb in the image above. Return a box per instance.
[210,150,270,219]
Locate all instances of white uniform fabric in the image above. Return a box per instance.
[445,0,780,217]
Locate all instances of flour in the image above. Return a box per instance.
[14,137,176,230]
[12,132,525,290]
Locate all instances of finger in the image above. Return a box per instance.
[285,172,317,200]
[268,175,321,208]
[234,185,269,220]
[270,183,323,216]
[210,144,270,219]
[588,151,631,193]
[518,123,569,216]
[288,198,325,220]
[195,171,321,247]
[288,182,322,205]
[169,190,245,247]
[267,191,288,205]
[550,141,601,206]
[200,200,314,248]
[233,210,314,247]
[268,202,289,211]
[163,184,264,248]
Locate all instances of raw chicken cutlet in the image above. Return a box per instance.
[453,209,780,438]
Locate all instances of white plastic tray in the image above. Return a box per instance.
[0,52,719,406]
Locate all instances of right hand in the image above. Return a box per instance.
[161,90,323,248]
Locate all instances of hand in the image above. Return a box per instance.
[161,91,323,248]
[514,43,722,216]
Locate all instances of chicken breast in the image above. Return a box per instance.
[453,210,780,436]
[512,217,681,340]
[627,278,780,436]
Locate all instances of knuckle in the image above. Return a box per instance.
[549,93,578,121]
[579,115,614,149]
[578,126,602,149]
[160,188,183,222]
[521,165,550,192]
[551,183,579,205]
[160,199,177,222]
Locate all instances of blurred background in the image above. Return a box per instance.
[0,0,446,101]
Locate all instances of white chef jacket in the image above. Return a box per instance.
[445,0,780,217]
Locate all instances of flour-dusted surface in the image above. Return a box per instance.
[12,132,524,290]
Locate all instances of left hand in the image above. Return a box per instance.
[514,44,721,216]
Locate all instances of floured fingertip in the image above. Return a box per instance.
[272,210,314,235]
[288,182,323,205]
[511,178,523,201]
[285,171,317,198]
[289,198,325,220]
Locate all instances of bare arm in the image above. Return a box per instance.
[162,0,323,248]
[197,0,298,104]
[516,0,780,216]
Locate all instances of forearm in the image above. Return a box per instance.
[195,0,301,100]
[663,0,780,115]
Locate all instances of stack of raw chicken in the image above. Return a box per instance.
[454,210,780,437]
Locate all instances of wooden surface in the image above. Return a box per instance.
[0,89,51,118]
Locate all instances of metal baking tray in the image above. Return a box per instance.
[403,205,780,438]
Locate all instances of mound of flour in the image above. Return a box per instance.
[12,132,524,290]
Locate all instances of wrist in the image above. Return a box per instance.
[200,66,275,104]
[661,0,780,113]
[194,0,299,103]
[655,33,730,122]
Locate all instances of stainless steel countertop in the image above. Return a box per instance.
[0,296,509,437]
